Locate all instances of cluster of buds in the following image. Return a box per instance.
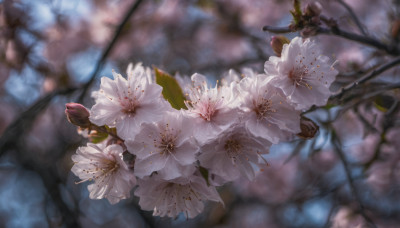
[66,36,337,218]
[289,1,323,37]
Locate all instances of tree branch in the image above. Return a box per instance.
[331,57,400,99]
[331,130,377,228]
[0,0,146,154]
[0,1,146,227]
[262,26,293,33]
[316,27,399,55]
[0,87,78,155]
[262,25,400,55]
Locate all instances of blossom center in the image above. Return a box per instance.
[157,124,179,154]
[288,67,312,89]
[159,137,175,154]
[224,139,242,164]
[199,101,218,121]
[253,97,275,120]
[121,97,138,116]
[77,157,120,184]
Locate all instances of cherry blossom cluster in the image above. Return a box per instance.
[67,37,338,218]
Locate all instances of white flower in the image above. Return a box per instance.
[125,111,199,180]
[71,143,136,204]
[184,73,240,145]
[135,174,223,218]
[238,75,301,144]
[89,66,171,140]
[264,37,338,110]
[198,126,270,182]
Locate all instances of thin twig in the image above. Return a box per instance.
[23,161,81,228]
[331,130,377,228]
[262,26,293,33]
[0,2,146,227]
[363,101,399,170]
[77,0,145,103]
[336,0,367,36]
[323,205,336,228]
[317,27,399,55]
[0,87,79,226]
[261,25,400,55]
[331,83,400,124]
[0,87,78,155]
[284,139,307,164]
[353,106,379,134]
[303,82,400,116]
[332,57,400,99]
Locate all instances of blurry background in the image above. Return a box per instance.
[1,0,400,227]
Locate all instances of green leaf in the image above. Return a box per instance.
[290,11,299,24]
[291,0,302,26]
[199,166,210,186]
[89,130,108,143]
[155,68,187,110]
[294,0,302,16]
[105,125,117,135]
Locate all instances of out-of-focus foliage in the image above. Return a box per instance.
[1,0,400,227]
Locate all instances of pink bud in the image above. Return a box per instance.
[305,2,322,17]
[270,36,290,57]
[65,103,91,128]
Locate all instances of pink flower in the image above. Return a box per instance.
[71,143,136,204]
[184,73,240,145]
[238,75,301,144]
[89,65,171,140]
[135,174,223,218]
[125,111,199,180]
[198,126,270,182]
[264,37,338,110]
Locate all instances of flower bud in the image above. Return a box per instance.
[270,36,290,57]
[65,103,91,128]
[305,2,322,17]
[297,116,319,139]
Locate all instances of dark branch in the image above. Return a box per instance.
[0,1,146,227]
[261,25,400,55]
[332,57,400,99]
[0,87,78,155]
[316,27,399,55]
[262,26,293,33]
[331,130,377,228]
[363,102,399,170]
